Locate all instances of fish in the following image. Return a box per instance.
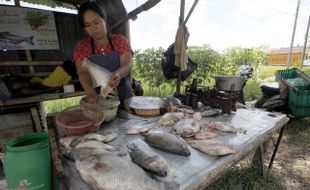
[75,154,179,190]
[71,146,127,161]
[0,32,34,45]
[187,140,238,156]
[127,139,169,177]
[158,112,185,127]
[59,136,76,151]
[192,112,202,121]
[69,132,118,147]
[201,109,221,117]
[143,132,191,156]
[120,119,158,134]
[171,118,200,138]
[74,140,118,150]
[203,121,238,133]
[194,131,219,140]
[82,58,113,97]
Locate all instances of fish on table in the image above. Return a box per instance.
[69,132,119,147]
[70,145,127,161]
[194,131,220,140]
[120,119,158,134]
[202,121,239,133]
[171,118,200,138]
[0,32,34,45]
[158,112,185,127]
[127,139,169,177]
[187,140,238,156]
[143,132,191,156]
[75,154,179,190]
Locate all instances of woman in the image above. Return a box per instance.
[73,2,133,103]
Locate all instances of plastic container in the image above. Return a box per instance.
[288,101,310,118]
[277,68,310,117]
[3,132,51,190]
[56,106,105,136]
[80,95,120,122]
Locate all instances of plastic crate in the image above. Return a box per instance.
[288,101,310,118]
[288,89,310,107]
[276,68,310,108]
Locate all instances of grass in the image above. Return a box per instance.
[284,117,310,144]
[205,163,284,190]
[43,96,83,114]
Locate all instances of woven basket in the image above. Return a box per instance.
[55,106,105,136]
[133,108,161,116]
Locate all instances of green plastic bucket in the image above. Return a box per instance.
[3,132,51,190]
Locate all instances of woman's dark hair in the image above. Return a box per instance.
[78,2,107,27]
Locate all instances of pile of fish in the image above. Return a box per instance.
[75,154,179,190]
[58,102,243,189]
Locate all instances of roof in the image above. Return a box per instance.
[267,46,310,55]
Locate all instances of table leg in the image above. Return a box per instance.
[268,124,286,171]
[251,144,265,177]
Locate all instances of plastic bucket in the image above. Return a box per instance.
[3,132,51,190]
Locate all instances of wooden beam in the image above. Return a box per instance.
[0,61,63,66]
[0,91,85,107]
[30,107,42,132]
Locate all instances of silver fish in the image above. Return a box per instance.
[121,119,158,134]
[0,32,34,45]
[74,140,123,152]
[201,109,221,117]
[143,132,191,156]
[70,132,118,147]
[82,58,112,97]
[59,136,76,151]
[127,139,169,177]
[188,140,238,156]
[171,118,200,138]
[75,155,179,190]
[158,112,185,127]
[71,146,127,161]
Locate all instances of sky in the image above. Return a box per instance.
[1,0,310,52]
[122,0,310,52]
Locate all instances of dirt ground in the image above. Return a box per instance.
[265,134,310,190]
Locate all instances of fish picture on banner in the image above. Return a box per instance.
[0,6,59,50]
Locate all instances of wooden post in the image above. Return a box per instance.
[30,107,42,132]
[301,14,310,69]
[176,0,185,96]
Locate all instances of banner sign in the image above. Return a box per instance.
[0,6,59,50]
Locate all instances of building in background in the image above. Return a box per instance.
[267,46,310,66]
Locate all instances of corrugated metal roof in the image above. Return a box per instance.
[21,0,77,9]
[267,46,310,55]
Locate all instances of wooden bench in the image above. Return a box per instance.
[0,60,85,137]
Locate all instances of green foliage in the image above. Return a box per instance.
[133,48,174,87]
[243,79,261,101]
[24,11,49,30]
[187,46,225,85]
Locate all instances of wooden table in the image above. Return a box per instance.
[51,108,289,190]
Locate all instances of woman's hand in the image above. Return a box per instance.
[85,92,98,104]
[109,71,121,89]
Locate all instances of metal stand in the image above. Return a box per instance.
[268,124,286,171]
[252,124,286,176]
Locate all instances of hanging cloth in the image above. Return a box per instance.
[174,23,190,71]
